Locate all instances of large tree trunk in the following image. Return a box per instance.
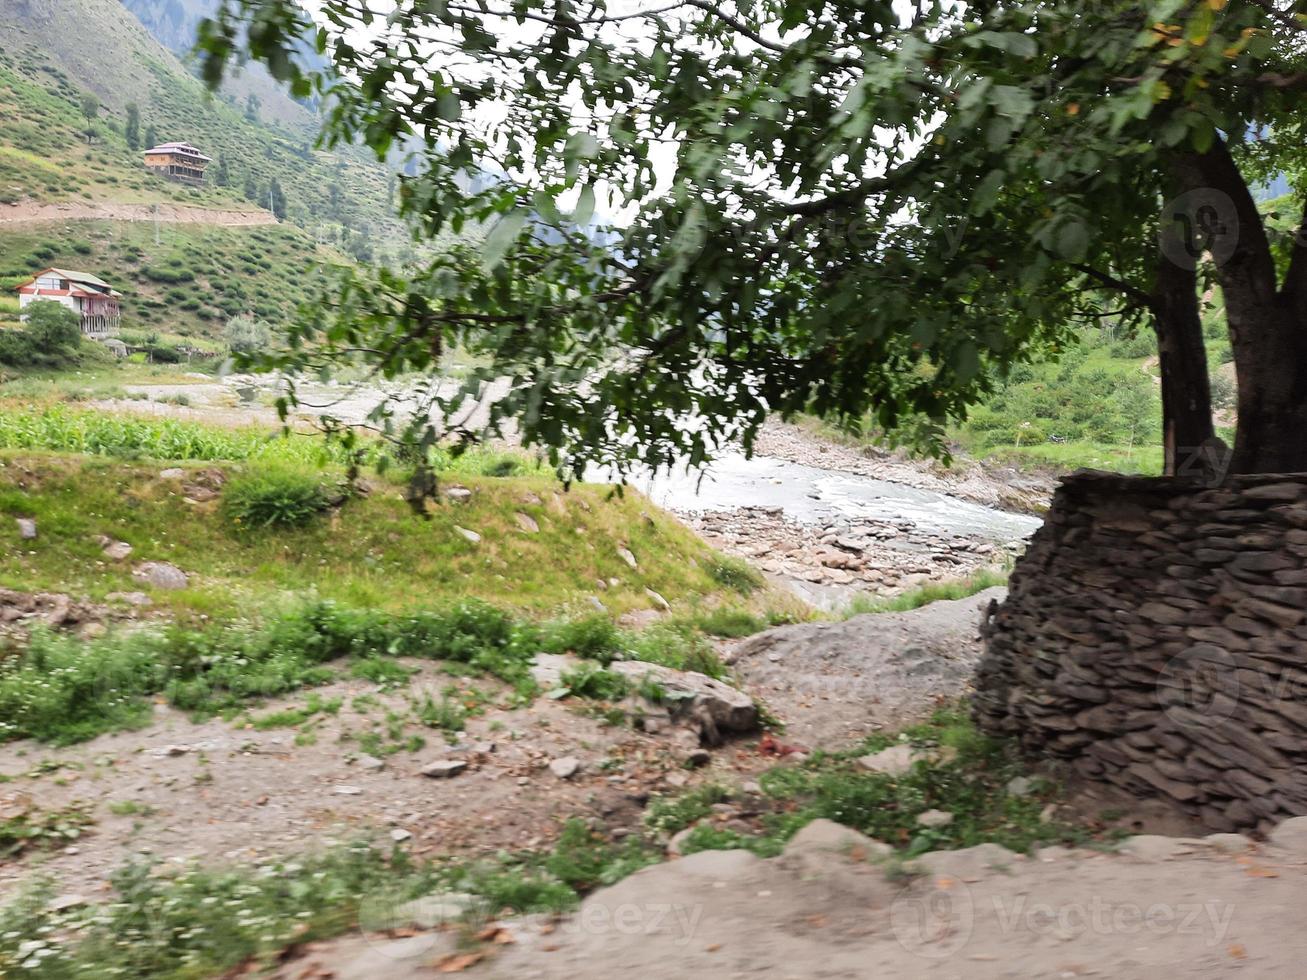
[1150,257,1215,476]
[1173,142,1307,474]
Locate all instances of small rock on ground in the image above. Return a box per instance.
[549,757,581,779]
[420,760,468,779]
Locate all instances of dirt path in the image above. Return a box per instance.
[289,819,1307,978]
[0,200,277,226]
[0,592,1003,898]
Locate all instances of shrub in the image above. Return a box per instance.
[705,554,764,595]
[220,466,332,530]
[0,300,82,368]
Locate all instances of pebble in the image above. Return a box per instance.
[15,518,36,540]
[549,757,581,779]
[916,809,955,829]
[335,785,363,795]
[357,755,386,771]
[421,760,468,779]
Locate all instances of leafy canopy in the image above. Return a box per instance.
[199,0,1306,479]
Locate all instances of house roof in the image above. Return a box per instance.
[15,268,121,297]
[143,142,212,162]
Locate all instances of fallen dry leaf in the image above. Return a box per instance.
[1228,944,1246,959]
[434,951,484,973]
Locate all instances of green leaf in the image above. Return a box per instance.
[1054,219,1089,262]
[481,210,528,269]
[573,185,596,226]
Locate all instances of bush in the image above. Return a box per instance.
[705,554,764,595]
[220,467,332,530]
[0,300,83,369]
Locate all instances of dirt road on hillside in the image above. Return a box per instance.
[0,201,277,226]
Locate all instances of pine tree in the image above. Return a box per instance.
[268,178,287,220]
[143,124,157,151]
[215,153,230,187]
[124,104,141,151]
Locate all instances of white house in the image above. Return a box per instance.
[16,268,122,335]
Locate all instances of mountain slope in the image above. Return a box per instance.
[119,0,323,130]
[0,0,397,236]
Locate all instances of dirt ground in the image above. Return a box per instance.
[284,820,1307,979]
[0,592,1012,899]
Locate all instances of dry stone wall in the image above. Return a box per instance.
[974,470,1307,834]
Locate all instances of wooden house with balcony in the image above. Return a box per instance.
[143,142,211,184]
[15,268,122,336]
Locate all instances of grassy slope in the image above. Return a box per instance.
[0,1,394,234]
[0,219,341,337]
[0,0,401,338]
[0,451,755,622]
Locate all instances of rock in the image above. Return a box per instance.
[1203,833,1254,854]
[1267,815,1307,857]
[683,749,711,768]
[389,892,479,929]
[48,894,88,912]
[444,486,472,502]
[421,760,468,779]
[784,819,892,863]
[102,540,133,561]
[588,595,607,612]
[618,547,638,568]
[159,468,185,480]
[182,485,220,503]
[913,842,1020,878]
[106,591,151,606]
[15,518,36,540]
[78,622,106,640]
[454,526,481,543]
[334,785,363,795]
[357,754,386,771]
[855,744,917,777]
[916,809,954,829]
[667,825,697,856]
[1118,835,1189,861]
[607,660,758,734]
[514,512,540,533]
[132,561,189,590]
[549,757,581,779]
[390,828,412,843]
[644,588,670,611]
[530,652,582,689]
[1005,775,1035,797]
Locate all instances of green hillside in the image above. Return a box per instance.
[0,219,341,338]
[0,0,408,339]
[0,11,396,235]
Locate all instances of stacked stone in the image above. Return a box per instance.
[974,470,1307,834]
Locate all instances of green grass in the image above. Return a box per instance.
[842,568,1009,616]
[0,442,756,620]
[0,220,342,338]
[0,708,1124,978]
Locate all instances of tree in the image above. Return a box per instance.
[243,173,259,203]
[0,301,82,368]
[267,178,287,220]
[215,152,230,187]
[224,313,272,353]
[245,93,260,122]
[144,123,158,151]
[79,93,99,145]
[199,0,1307,480]
[124,103,141,151]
